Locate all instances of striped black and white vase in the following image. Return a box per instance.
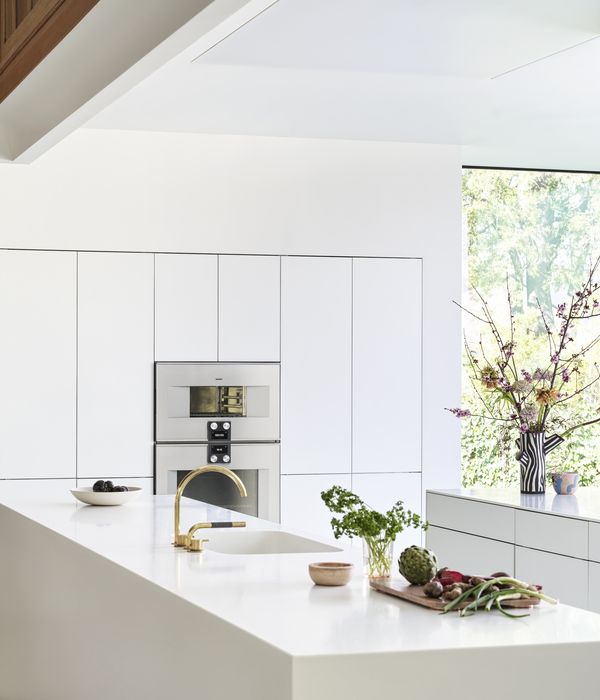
[517,432,564,494]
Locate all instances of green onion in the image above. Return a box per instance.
[441,577,558,618]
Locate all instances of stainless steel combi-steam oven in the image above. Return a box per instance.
[154,362,280,520]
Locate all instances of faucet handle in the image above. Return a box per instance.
[173,533,189,547]
[187,538,209,552]
[186,521,212,552]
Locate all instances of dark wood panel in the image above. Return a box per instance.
[0,0,99,103]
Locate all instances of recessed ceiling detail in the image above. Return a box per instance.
[87,0,600,171]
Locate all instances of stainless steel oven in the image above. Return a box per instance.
[154,363,280,521]
[155,362,279,443]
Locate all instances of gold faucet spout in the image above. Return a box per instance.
[173,466,248,548]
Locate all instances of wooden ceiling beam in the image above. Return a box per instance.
[0,0,99,103]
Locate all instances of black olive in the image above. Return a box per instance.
[122,486,129,492]
[112,486,125,492]
[104,480,114,492]
[93,480,105,492]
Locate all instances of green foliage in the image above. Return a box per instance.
[320,485,426,541]
[461,404,600,487]
[463,169,600,316]
[462,169,600,488]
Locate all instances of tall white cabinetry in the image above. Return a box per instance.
[77,253,154,478]
[281,257,352,475]
[218,255,280,361]
[353,258,421,473]
[155,254,217,361]
[280,256,423,541]
[0,251,76,479]
[352,258,423,548]
[154,254,280,362]
[0,249,423,536]
[280,257,352,536]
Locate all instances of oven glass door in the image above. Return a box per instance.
[177,469,258,517]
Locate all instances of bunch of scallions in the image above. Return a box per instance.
[442,577,558,619]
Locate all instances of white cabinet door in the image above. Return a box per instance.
[353,473,423,551]
[219,255,280,361]
[155,254,217,361]
[353,258,422,473]
[515,546,588,609]
[426,526,515,577]
[280,473,351,543]
[0,251,76,478]
[589,522,600,563]
[78,253,154,478]
[589,562,600,613]
[281,257,351,474]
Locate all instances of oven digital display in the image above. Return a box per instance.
[189,386,246,417]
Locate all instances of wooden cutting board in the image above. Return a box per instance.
[369,578,540,610]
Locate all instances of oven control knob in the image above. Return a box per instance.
[222,455,231,463]
[209,455,218,463]
[223,422,231,430]
[210,422,218,430]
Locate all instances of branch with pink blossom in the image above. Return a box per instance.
[447,256,600,439]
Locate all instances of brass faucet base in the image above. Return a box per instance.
[187,538,209,552]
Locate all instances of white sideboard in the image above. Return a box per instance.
[426,488,600,612]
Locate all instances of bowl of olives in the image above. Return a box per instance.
[70,480,142,506]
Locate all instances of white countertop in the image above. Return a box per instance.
[3,491,600,658]
[429,487,600,523]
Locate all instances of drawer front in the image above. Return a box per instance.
[589,562,600,613]
[515,546,588,609]
[426,526,514,576]
[589,523,600,563]
[427,493,514,542]
[515,510,588,559]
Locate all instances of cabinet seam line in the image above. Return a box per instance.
[75,252,79,486]
[350,257,354,493]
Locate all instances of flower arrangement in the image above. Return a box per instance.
[448,258,600,492]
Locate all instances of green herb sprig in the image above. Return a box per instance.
[320,485,427,541]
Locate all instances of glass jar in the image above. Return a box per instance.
[362,536,394,578]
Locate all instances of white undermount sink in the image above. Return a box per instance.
[201,529,342,555]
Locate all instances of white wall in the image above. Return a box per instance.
[0,128,462,498]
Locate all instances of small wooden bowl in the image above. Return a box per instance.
[308,562,354,586]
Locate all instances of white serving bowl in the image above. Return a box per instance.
[70,486,142,506]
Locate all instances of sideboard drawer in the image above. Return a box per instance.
[589,523,600,563]
[515,510,588,560]
[427,493,514,542]
[589,562,600,613]
[516,546,588,609]
[426,526,514,576]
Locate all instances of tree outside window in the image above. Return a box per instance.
[462,168,600,487]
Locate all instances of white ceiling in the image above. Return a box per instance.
[86,0,600,170]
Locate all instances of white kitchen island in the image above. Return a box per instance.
[2,493,600,700]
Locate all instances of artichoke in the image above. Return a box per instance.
[398,546,438,585]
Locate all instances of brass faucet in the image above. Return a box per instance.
[173,465,248,550]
